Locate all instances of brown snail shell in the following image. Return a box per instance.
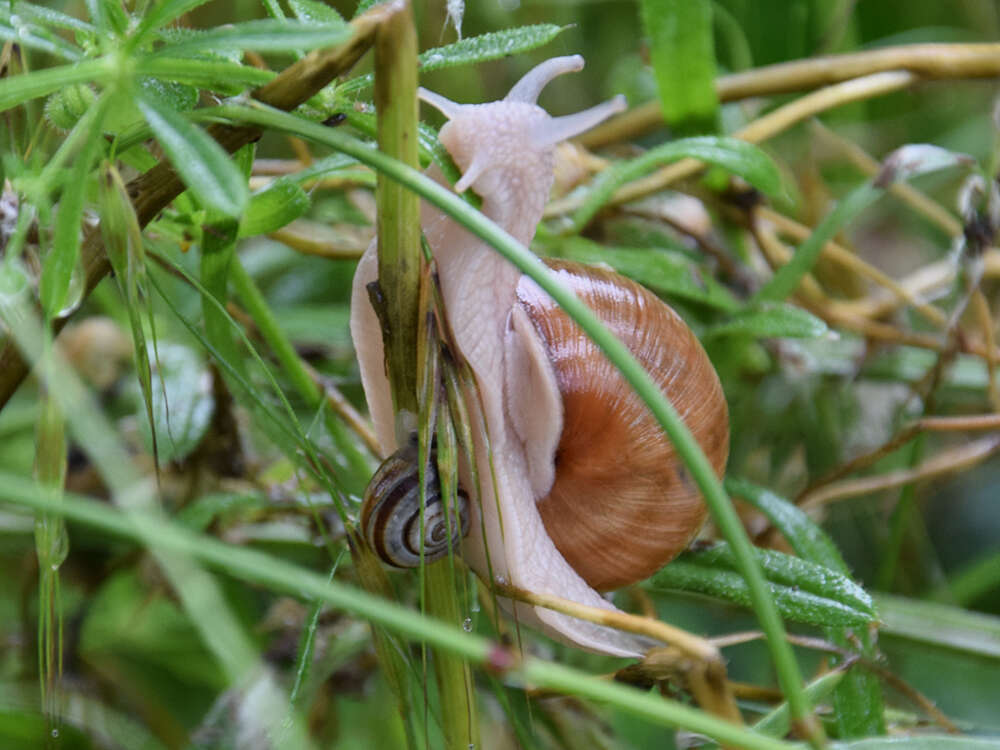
[516,259,729,592]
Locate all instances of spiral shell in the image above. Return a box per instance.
[361,439,471,567]
[516,259,730,592]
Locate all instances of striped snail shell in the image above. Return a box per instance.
[360,437,470,567]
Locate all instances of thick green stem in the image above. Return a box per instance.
[373,4,479,747]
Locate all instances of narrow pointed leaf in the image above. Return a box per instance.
[0,59,111,111]
[341,24,566,94]
[150,19,350,57]
[726,477,847,573]
[239,178,311,237]
[705,303,828,339]
[40,108,106,318]
[137,93,248,217]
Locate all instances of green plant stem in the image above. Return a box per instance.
[374,0,421,415]
[372,4,479,748]
[213,101,823,745]
[0,476,803,750]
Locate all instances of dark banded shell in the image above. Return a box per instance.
[361,439,470,567]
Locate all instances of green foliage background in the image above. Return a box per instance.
[1,0,1000,748]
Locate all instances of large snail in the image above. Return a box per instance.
[350,55,729,657]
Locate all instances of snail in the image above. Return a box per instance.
[350,55,729,657]
[361,434,470,567]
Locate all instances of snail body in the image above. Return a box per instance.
[350,56,729,657]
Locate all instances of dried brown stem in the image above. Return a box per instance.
[0,4,393,411]
[547,71,916,218]
[810,120,962,237]
[798,434,1000,509]
[757,206,951,328]
[579,43,1000,149]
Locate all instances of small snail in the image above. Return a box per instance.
[361,435,470,567]
[350,56,729,657]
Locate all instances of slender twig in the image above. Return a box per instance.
[709,630,960,733]
[798,435,1000,509]
[547,71,916,218]
[757,207,951,328]
[497,584,744,726]
[579,43,1000,149]
[498,584,721,662]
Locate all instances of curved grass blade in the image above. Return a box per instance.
[570,136,781,231]
[0,475,805,750]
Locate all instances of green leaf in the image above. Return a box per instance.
[640,0,718,133]
[419,24,565,73]
[650,554,874,627]
[137,93,248,217]
[0,16,83,61]
[341,24,566,94]
[876,593,1000,659]
[128,341,216,463]
[705,303,828,339]
[39,105,107,319]
[288,0,344,23]
[725,477,848,573]
[135,57,273,91]
[570,136,781,231]
[0,59,111,111]
[680,542,876,620]
[5,2,95,33]
[239,177,312,237]
[150,19,350,57]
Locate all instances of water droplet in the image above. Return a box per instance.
[468,744,475,750]
[462,617,473,632]
[470,599,480,613]
[51,728,60,738]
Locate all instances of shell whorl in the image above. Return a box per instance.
[361,438,470,567]
[516,259,730,592]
